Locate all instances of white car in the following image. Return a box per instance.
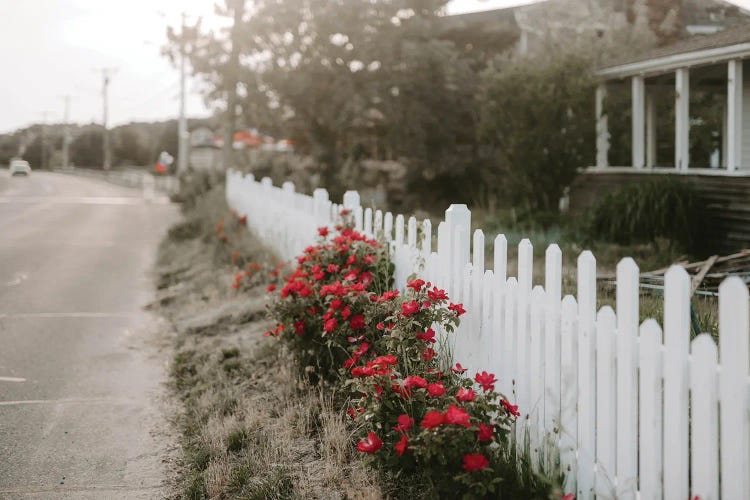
[9,159,31,176]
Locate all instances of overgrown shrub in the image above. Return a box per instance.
[586,177,713,255]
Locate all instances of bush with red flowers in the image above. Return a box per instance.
[264,217,559,498]
[265,216,393,381]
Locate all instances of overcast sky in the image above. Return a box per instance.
[1,0,749,133]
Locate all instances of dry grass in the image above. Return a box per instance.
[155,185,383,500]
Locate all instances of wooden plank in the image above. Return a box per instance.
[690,254,718,295]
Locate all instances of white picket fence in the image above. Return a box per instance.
[226,170,750,500]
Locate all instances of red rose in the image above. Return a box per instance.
[416,328,436,343]
[327,263,340,273]
[474,371,498,392]
[501,399,520,418]
[445,405,471,427]
[349,314,366,330]
[456,387,476,402]
[427,286,448,301]
[394,414,414,433]
[401,301,420,316]
[266,284,276,292]
[420,411,445,429]
[318,227,329,237]
[403,376,428,389]
[478,423,494,442]
[450,363,467,374]
[444,404,471,427]
[341,306,352,320]
[422,348,437,362]
[448,302,466,316]
[462,453,489,472]
[293,321,305,336]
[324,318,338,333]
[407,279,425,292]
[394,434,410,456]
[427,382,446,397]
[356,432,382,454]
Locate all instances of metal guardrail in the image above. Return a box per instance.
[54,167,180,197]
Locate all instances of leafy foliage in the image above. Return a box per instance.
[478,53,596,213]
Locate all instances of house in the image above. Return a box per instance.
[441,0,749,57]
[573,23,750,251]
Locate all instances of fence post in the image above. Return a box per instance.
[719,277,750,500]
[663,266,690,500]
[313,188,330,227]
[616,258,639,500]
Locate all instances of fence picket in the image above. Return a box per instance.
[638,319,663,500]
[663,266,690,500]
[690,334,719,500]
[529,285,546,470]
[616,258,639,499]
[502,277,518,399]
[595,306,616,497]
[364,207,373,236]
[384,212,393,242]
[560,294,578,494]
[576,251,596,500]
[719,277,750,500]
[544,245,562,444]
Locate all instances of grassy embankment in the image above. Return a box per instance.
[154,186,381,499]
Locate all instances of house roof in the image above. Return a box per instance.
[598,23,750,79]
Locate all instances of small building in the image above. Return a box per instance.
[189,126,221,172]
[574,24,750,251]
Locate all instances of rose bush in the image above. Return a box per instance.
[265,216,393,381]
[263,215,557,498]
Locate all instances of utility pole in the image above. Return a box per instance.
[177,12,188,173]
[40,111,51,170]
[222,0,244,170]
[94,68,116,169]
[60,95,71,169]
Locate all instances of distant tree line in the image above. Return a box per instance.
[0,118,214,170]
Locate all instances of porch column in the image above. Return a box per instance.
[727,59,743,171]
[632,76,645,168]
[646,91,656,167]
[675,68,690,170]
[596,83,609,168]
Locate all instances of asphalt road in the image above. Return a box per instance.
[0,171,178,499]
